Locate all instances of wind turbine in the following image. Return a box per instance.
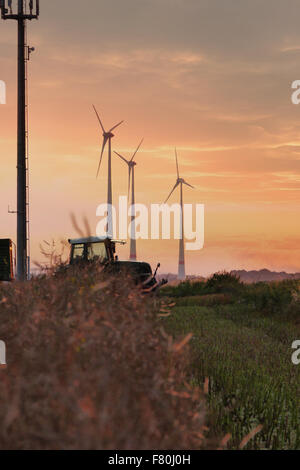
[93,105,123,238]
[164,149,194,280]
[114,138,144,260]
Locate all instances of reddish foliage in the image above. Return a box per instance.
[0,265,207,449]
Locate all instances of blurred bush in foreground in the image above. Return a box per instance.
[0,265,207,450]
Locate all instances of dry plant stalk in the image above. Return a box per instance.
[239,424,263,449]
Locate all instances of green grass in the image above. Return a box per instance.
[162,281,300,450]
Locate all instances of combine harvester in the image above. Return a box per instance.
[0,236,167,293]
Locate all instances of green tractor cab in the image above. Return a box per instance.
[68,236,124,265]
[68,237,167,293]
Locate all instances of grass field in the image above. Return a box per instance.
[161,274,300,450]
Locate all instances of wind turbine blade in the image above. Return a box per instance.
[92,105,105,133]
[175,148,179,178]
[164,182,179,204]
[96,136,108,178]
[109,120,124,133]
[183,180,194,189]
[131,138,144,162]
[114,151,129,165]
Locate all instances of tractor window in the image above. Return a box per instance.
[72,244,84,261]
[87,242,107,262]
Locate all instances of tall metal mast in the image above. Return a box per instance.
[1,1,39,280]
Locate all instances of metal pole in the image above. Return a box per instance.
[178,182,185,280]
[17,0,27,280]
[129,166,136,260]
[1,1,39,280]
[107,138,113,238]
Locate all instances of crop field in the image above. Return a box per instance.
[0,267,299,450]
[161,274,300,450]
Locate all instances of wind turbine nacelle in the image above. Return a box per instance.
[104,132,115,138]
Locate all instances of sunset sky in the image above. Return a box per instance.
[1,0,300,276]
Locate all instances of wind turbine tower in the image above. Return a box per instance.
[1,1,40,280]
[114,139,144,260]
[93,105,123,238]
[164,149,194,280]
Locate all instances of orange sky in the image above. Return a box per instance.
[0,0,300,276]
